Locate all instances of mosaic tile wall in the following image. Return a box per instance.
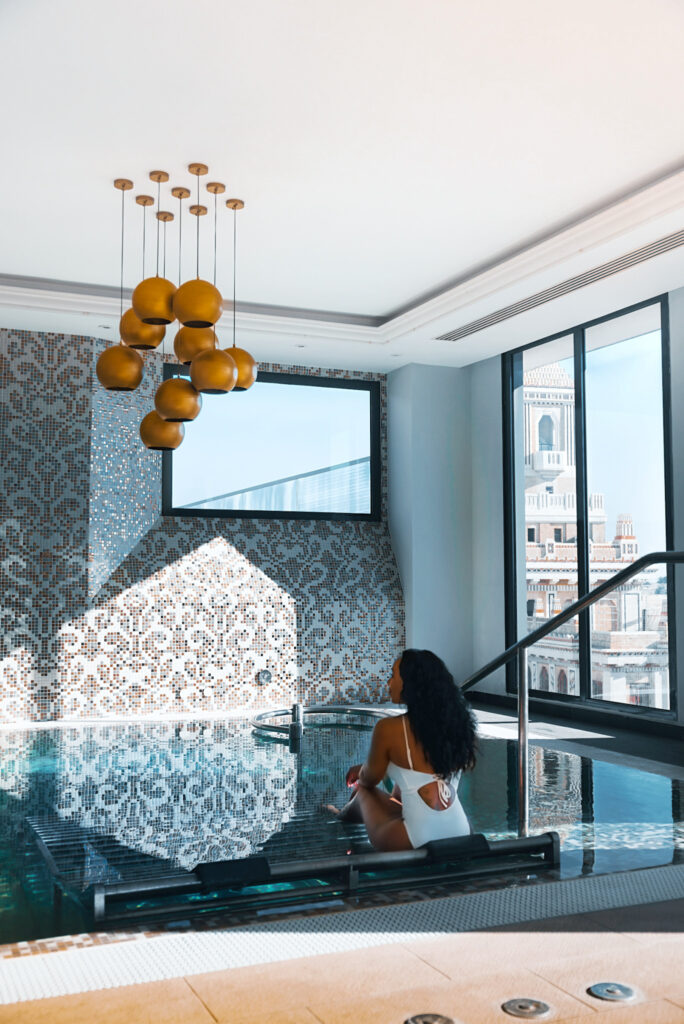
[0,328,404,723]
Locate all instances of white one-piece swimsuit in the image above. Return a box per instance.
[387,716,471,849]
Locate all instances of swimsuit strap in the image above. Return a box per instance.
[401,717,452,805]
[436,778,452,807]
[401,715,413,769]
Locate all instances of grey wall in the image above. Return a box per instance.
[469,356,507,693]
[387,363,474,682]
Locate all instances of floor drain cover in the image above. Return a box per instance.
[404,1016,454,1024]
[587,982,635,1002]
[502,998,551,1019]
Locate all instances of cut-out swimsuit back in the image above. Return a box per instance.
[387,715,471,848]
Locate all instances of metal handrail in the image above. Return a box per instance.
[459,550,683,837]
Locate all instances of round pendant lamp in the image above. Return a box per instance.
[173,325,215,364]
[225,198,257,391]
[190,345,237,394]
[98,178,144,391]
[97,343,143,391]
[172,163,222,327]
[173,277,222,327]
[231,347,258,391]
[120,307,165,350]
[140,410,184,450]
[155,377,201,422]
[131,173,177,324]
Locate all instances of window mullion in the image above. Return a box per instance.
[573,327,591,700]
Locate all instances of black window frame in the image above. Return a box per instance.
[502,294,677,717]
[162,366,382,522]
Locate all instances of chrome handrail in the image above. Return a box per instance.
[460,550,684,837]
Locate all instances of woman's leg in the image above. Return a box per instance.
[353,785,412,851]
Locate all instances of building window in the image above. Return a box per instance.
[162,370,381,520]
[504,297,673,713]
[528,527,535,541]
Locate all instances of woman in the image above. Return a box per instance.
[329,649,477,851]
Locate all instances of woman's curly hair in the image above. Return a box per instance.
[399,648,477,779]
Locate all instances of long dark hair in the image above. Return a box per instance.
[399,648,477,779]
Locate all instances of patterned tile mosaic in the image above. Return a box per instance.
[0,329,404,723]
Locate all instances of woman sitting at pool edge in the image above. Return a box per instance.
[329,649,477,851]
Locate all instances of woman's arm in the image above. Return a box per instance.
[357,718,392,788]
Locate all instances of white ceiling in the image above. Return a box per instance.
[3,0,684,369]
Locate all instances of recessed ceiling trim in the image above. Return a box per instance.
[435,228,684,343]
[0,274,383,328]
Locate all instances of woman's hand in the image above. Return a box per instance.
[345,763,363,787]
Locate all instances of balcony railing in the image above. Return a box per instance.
[459,550,684,837]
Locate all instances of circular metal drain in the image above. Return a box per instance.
[501,998,551,1019]
[404,1015,454,1024]
[587,982,635,1002]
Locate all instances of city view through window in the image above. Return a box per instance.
[517,303,671,709]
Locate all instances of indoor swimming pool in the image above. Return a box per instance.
[0,712,682,944]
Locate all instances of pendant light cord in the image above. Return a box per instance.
[163,219,167,279]
[196,173,200,279]
[232,209,237,348]
[119,185,125,327]
[142,204,146,280]
[155,179,161,277]
[178,195,182,286]
[213,192,218,286]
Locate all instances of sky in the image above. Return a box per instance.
[172,379,371,507]
[541,329,667,554]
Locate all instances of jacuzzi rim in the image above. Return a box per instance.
[250,703,398,737]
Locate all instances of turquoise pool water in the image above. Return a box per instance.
[0,715,682,943]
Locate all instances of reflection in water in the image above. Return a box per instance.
[1,721,683,943]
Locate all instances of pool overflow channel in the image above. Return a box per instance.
[26,707,560,929]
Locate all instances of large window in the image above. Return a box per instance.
[504,297,675,712]
[162,370,381,520]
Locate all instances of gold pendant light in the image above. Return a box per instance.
[174,325,215,364]
[172,164,223,327]
[141,323,186,449]
[153,200,202,423]
[97,342,144,391]
[97,178,144,391]
[120,308,165,350]
[170,186,213,363]
[190,345,237,394]
[140,410,184,449]
[154,376,202,422]
[132,172,177,324]
[225,198,257,391]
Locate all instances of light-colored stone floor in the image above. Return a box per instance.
[3,899,683,1023]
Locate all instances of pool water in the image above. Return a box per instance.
[0,716,683,944]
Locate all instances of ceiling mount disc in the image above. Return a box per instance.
[225,198,244,210]
[587,983,635,1002]
[404,1016,455,1024]
[171,186,191,199]
[114,178,133,191]
[189,204,208,217]
[156,211,174,222]
[206,182,226,194]
[188,162,209,176]
[502,998,551,1019]
[149,170,169,183]
[136,195,154,206]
